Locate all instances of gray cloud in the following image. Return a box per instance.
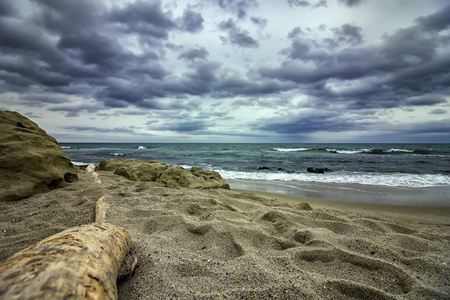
[255,111,372,135]
[21,94,69,105]
[218,19,259,48]
[416,3,450,31]
[110,1,176,40]
[429,109,447,115]
[0,0,448,142]
[338,0,363,7]
[152,120,210,133]
[178,9,204,33]
[329,24,363,47]
[0,1,17,17]
[405,95,447,106]
[250,16,268,27]
[63,126,136,134]
[216,0,259,19]
[288,0,328,9]
[178,47,209,62]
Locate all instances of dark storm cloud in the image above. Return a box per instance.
[288,0,311,8]
[218,19,259,48]
[338,0,364,7]
[63,126,136,134]
[255,111,372,135]
[178,47,209,62]
[110,0,176,40]
[260,6,450,112]
[152,120,209,133]
[429,109,447,115]
[288,0,328,9]
[329,24,363,47]
[216,0,258,19]
[403,120,450,135]
[48,103,104,117]
[0,0,449,142]
[405,95,447,106]
[21,94,68,104]
[178,9,204,33]
[415,3,450,31]
[0,1,17,16]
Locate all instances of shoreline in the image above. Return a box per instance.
[233,188,450,224]
[227,178,450,207]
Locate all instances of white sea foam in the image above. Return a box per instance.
[386,149,414,153]
[273,148,310,152]
[61,146,71,149]
[216,169,450,188]
[110,152,126,156]
[71,161,90,166]
[327,149,369,154]
[138,146,147,149]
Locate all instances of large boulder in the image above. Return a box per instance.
[0,111,78,201]
[98,158,230,189]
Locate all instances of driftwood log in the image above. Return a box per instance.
[0,195,136,299]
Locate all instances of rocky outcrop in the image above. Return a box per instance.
[0,111,78,201]
[98,158,230,189]
[307,167,333,174]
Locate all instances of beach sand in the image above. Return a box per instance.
[1,170,449,299]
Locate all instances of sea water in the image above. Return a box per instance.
[60,143,450,206]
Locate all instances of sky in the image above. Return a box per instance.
[0,0,449,143]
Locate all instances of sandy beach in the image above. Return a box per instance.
[1,170,449,299]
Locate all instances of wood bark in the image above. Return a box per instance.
[0,196,135,299]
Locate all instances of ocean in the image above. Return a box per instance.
[60,143,450,206]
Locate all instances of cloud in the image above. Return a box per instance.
[250,16,268,27]
[0,1,17,17]
[288,0,311,8]
[110,0,176,40]
[288,0,328,9]
[0,0,449,142]
[287,27,305,39]
[178,47,209,62]
[260,6,450,113]
[328,24,363,47]
[405,95,447,106]
[429,109,447,115]
[216,0,259,19]
[255,110,372,135]
[218,19,259,48]
[21,94,69,105]
[337,0,364,7]
[416,4,450,31]
[178,9,204,33]
[63,126,136,134]
[152,120,210,133]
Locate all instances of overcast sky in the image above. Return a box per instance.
[1,0,449,143]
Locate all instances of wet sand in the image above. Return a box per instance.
[1,170,449,299]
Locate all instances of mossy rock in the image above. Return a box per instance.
[0,111,78,201]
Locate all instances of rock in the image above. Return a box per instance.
[99,158,230,189]
[307,167,333,174]
[0,111,78,201]
[257,166,271,170]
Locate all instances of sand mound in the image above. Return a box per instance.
[1,171,448,299]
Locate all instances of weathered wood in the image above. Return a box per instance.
[96,195,110,223]
[0,196,136,299]
[0,222,133,299]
